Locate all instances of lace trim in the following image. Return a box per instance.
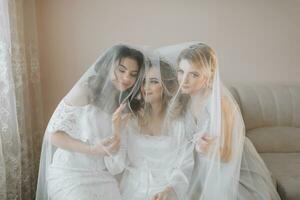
[47,101,86,136]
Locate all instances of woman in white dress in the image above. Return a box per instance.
[106,56,194,200]
[158,42,280,200]
[35,44,146,200]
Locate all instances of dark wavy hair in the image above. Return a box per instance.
[88,44,145,113]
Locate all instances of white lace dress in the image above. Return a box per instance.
[46,101,122,200]
[105,119,194,200]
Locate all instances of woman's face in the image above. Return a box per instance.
[141,67,163,104]
[177,59,207,95]
[113,57,139,91]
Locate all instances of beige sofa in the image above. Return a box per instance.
[229,85,300,200]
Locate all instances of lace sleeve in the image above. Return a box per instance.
[47,100,84,137]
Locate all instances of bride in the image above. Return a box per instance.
[105,55,194,200]
[35,44,146,200]
[158,42,281,200]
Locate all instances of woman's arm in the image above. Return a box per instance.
[103,133,127,175]
[50,82,119,156]
[219,96,234,162]
[51,131,113,155]
[195,96,234,162]
[103,103,131,175]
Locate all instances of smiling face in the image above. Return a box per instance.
[177,59,208,96]
[141,67,163,104]
[112,57,139,91]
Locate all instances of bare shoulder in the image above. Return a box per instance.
[64,82,93,106]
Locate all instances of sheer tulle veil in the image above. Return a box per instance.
[36,44,147,200]
[157,42,279,200]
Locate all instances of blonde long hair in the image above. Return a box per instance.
[171,43,218,118]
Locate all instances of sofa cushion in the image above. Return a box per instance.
[260,153,300,200]
[247,127,300,153]
[228,85,300,131]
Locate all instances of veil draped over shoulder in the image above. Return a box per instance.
[157,42,280,200]
[36,44,146,200]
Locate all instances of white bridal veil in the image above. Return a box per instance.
[157,42,280,200]
[36,44,147,200]
[36,42,280,200]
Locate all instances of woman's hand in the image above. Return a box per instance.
[112,103,127,137]
[89,136,120,156]
[105,135,121,155]
[152,186,176,200]
[88,137,112,155]
[89,103,129,156]
[195,135,216,154]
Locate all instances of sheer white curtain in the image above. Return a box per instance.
[0,0,43,199]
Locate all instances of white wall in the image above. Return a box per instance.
[36,0,300,125]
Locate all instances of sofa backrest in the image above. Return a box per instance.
[229,85,300,131]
